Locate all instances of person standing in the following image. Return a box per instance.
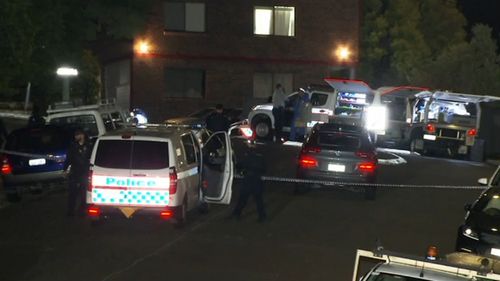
[290,91,311,141]
[232,142,267,222]
[272,84,286,142]
[64,129,91,217]
[206,104,230,133]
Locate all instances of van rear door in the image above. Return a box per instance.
[89,137,171,207]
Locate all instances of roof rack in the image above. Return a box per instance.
[353,249,500,281]
[47,99,120,114]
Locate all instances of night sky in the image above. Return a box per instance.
[458,0,500,40]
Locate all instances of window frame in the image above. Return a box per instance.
[181,133,197,165]
[164,2,206,33]
[164,67,206,99]
[253,5,296,37]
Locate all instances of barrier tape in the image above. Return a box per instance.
[1,149,485,191]
[234,174,486,190]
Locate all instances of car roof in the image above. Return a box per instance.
[374,263,471,281]
[101,125,191,139]
[314,123,365,134]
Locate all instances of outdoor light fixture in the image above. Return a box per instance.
[56,67,78,76]
[56,66,78,101]
[335,45,351,62]
[135,40,151,55]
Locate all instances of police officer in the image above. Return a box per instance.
[206,104,230,133]
[232,141,267,222]
[64,128,91,216]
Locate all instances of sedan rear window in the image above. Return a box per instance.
[6,127,71,153]
[95,140,169,169]
[316,132,361,151]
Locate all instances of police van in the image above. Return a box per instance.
[87,124,233,226]
[46,100,129,139]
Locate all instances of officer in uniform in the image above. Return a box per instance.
[232,141,267,222]
[64,128,91,216]
[206,104,230,133]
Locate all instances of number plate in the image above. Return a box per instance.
[328,164,345,172]
[491,248,500,257]
[29,158,46,166]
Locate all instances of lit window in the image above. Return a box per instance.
[254,6,295,36]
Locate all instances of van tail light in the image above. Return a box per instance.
[357,162,377,173]
[356,150,376,160]
[425,123,436,133]
[301,146,321,153]
[467,128,477,137]
[299,155,318,168]
[88,170,93,191]
[87,205,100,217]
[169,168,178,195]
[160,210,173,220]
[1,155,12,175]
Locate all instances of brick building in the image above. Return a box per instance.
[102,0,361,121]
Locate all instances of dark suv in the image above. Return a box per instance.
[296,123,378,200]
[1,125,72,201]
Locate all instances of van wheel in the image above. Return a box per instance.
[174,197,188,228]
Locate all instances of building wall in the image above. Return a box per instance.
[131,0,360,121]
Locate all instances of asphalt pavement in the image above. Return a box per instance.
[0,139,497,281]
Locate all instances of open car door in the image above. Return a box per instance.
[202,131,233,204]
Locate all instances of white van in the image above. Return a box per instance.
[46,100,129,138]
[87,125,233,226]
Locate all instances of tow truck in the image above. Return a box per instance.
[354,246,500,281]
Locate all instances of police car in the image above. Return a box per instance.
[353,247,500,281]
[87,124,233,226]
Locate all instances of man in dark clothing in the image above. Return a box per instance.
[64,129,91,216]
[206,104,230,133]
[232,142,267,222]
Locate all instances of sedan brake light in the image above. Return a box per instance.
[356,150,376,160]
[357,162,376,173]
[299,155,318,168]
[1,155,12,175]
[301,146,321,153]
[425,123,436,133]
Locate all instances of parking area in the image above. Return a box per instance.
[0,139,495,281]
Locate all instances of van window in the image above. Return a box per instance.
[101,113,114,131]
[49,114,99,137]
[310,93,328,106]
[181,134,196,164]
[95,140,169,169]
[111,112,124,129]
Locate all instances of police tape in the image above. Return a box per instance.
[233,174,486,190]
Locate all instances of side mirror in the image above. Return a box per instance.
[478,178,489,186]
[464,203,472,211]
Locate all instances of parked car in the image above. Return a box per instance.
[1,125,72,201]
[295,122,378,199]
[456,165,500,256]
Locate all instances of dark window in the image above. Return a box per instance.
[311,132,362,151]
[310,93,328,106]
[165,68,205,98]
[6,127,71,153]
[95,140,169,170]
[111,112,124,129]
[181,134,196,164]
[101,113,114,131]
[49,114,99,137]
[493,171,500,187]
[164,2,205,32]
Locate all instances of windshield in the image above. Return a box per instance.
[473,191,500,217]
[95,140,169,169]
[49,114,99,137]
[366,273,426,281]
